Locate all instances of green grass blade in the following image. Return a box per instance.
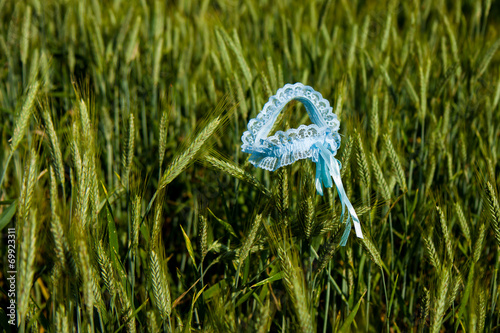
[180,224,197,270]
[339,291,367,332]
[0,200,16,231]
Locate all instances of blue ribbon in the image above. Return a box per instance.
[313,141,363,246]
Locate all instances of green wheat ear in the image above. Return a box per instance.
[431,265,451,333]
[484,181,500,248]
[200,150,271,197]
[238,213,263,266]
[42,105,65,187]
[158,96,234,191]
[149,248,172,322]
[122,113,135,188]
[264,224,314,332]
[18,150,39,327]
[11,81,40,151]
[384,134,407,192]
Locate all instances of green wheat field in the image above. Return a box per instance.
[1,0,500,332]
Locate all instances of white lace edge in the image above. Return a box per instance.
[241,83,340,149]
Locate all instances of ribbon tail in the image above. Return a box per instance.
[315,151,333,196]
[315,143,363,246]
[315,161,324,196]
[340,216,352,246]
[329,156,363,241]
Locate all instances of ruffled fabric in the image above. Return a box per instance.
[241,82,363,245]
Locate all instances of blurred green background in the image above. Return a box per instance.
[1,0,500,332]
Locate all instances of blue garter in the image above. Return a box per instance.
[241,83,363,245]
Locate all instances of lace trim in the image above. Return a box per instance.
[241,83,340,152]
[243,125,341,171]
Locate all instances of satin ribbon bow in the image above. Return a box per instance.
[241,83,363,245]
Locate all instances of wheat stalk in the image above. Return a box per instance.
[70,120,82,174]
[359,234,384,270]
[198,212,208,262]
[454,202,471,243]
[43,108,65,186]
[116,276,137,333]
[147,310,160,333]
[95,241,116,297]
[20,5,32,65]
[485,181,500,248]
[370,93,379,147]
[299,187,315,241]
[347,24,358,70]
[255,297,273,333]
[425,154,436,193]
[437,206,453,262]
[149,249,171,321]
[356,133,371,190]
[314,232,340,273]
[49,168,66,271]
[203,153,270,197]
[430,266,450,333]
[447,273,462,309]
[76,236,94,318]
[159,110,169,169]
[131,195,142,253]
[91,265,108,324]
[238,213,262,265]
[159,102,230,190]
[276,246,313,332]
[473,223,486,263]
[384,134,407,191]
[55,304,69,333]
[125,16,141,64]
[77,151,91,228]
[11,81,40,151]
[276,167,290,229]
[476,37,500,79]
[78,99,93,145]
[150,197,163,247]
[122,113,135,187]
[371,152,390,202]
[340,135,353,179]
[215,28,232,74]
[477,287,487,332]
[18,209,38,326]
[423,229,441,271]
[265,225,313,332]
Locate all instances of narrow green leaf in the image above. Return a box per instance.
[236,288,256,307]
[0,200,16,231]
[180,225,197,270]
[204,280,227,300]
[251,272,283,288]
[388,274,399,316]
[194,285,207,303]
[207,208,237,238]
[455,262,475,332]
[183,285,207,333]
[339,291,367,332]
[477,37,500,78]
